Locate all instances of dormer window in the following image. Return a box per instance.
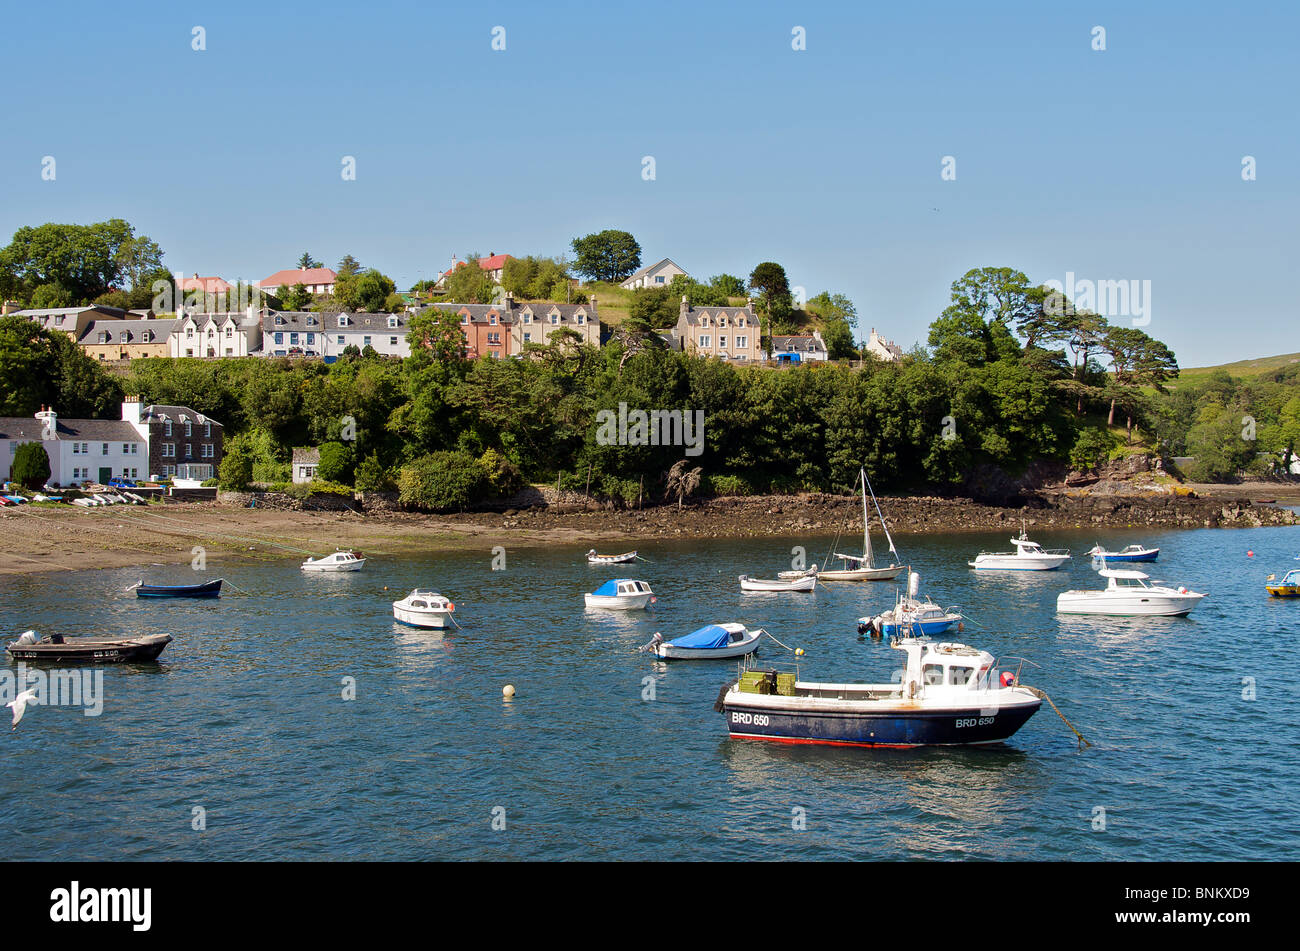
[550,313,559,325]
[719,316,728,328]
[275,316,285,326]
[738,317,746,328]
[524,312,532,324]
[387,316,398,328]
[576,313,585,325]
[700,316,710,327]
[164,419,172,436]
[338,315,348,327]
[461,314,468,324]
[489,315,497,325]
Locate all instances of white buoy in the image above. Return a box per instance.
[502,684,515,699]
[795,648,805,656]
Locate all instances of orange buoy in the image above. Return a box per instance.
[1248,550,1255,557]
[447,602,455,612]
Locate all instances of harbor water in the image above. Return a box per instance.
[2,523,1298,860]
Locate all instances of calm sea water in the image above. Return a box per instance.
[2,520,1299,861]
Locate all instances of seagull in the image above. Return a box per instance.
[7,688,38,730]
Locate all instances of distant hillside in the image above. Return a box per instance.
[1172,351,1300,387]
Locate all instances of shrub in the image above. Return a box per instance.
[705,473,754,496]
[478,449,523,496]
[11,442,51,488]
[218,450,254,490]
[354,453,395,492]
[1069,427,1118,471]
[317,441,355,484]
[398,451,486,510]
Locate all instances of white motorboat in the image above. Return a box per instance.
[586,549,638,565]
[301,550,367,572]
[1087,543,1159,562]
[644,623,762,660]
[819,468,902,581]
[858,570,962,637]
[584,578,655,610]
[392,590,456,628]
[970,529,1070,571]
[739,574,816,592]
[1056,568,1205,616]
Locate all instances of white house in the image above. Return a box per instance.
[1,407,147,487]
[620,258,687,290]
[171,311,263,358]
[326,311,411,358]
[292,448,320,484]
[865,327,904,362]
[770,331,829,363]
[257,267,338,297]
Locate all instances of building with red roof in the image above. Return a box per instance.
[257,267,338,296]
[435,253,513,289]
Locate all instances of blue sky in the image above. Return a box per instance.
[1,0,1295,367]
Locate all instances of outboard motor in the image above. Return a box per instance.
[16,630,39,646]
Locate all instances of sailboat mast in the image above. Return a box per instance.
[860,468,873,568]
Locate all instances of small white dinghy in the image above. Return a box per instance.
[1057,568,1205,617]
[776,564,818,580]
[584,578,655,610]
[301,550,366,572]
[392,590,456,628]
[644,623,762,660]
[586,549,638,565]
[739,574,816,592]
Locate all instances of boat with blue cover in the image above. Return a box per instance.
[1087,543,1159,562]
[134,579,223,598]
[584,578,655,610]
[715,635,1043,748]
[644,623,762,660]
[858,570,963,638]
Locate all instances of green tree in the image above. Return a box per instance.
[0,219,163,304]
[820,318,857,359]
[11,441,51,488]
[748,262,793,326]
[570,230,641,282]
[280,283,312,311]
[709,274,747,298]
[218,449,254,490]
[316,441,355,483]
[297,251,323,269]
[336,254,362,278]
[628,286,680,327]
[806,291,858,327]
[1101,325,1179,437]
[398,450,486,510]
[407,307,467,361]
[335,268,396,312]
[442,256,496,303]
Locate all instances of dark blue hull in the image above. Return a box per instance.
[136,579,223,598]
[1094,550,1158,562]
[722,700,1041,748]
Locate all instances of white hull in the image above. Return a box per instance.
[393,605,453,628]
[584,593,653,610]
[301,558,366,572]
[654,636,760,660]
[739,575,816,592]
[1056,591,1204,616]
[819,565,902,581]
[587,551,637,564]
[969,554,1069,571]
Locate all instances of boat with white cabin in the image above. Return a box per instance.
[716,635,1043,748]
[392,590,456,628]
[970,529,1070,571]
[644,623,762,660]
[819,468,902,581]
[301,550,366,572]
[584,578,655,610]
[858,571,962,638]
[1056,568,1205,616]
[1087,543,1159,562]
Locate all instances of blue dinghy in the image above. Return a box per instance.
[135,579,223,598]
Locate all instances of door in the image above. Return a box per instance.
[99,467,112,483]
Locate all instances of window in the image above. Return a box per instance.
[738,317,746,327]
[338,315,348,327]
[162,444,175,458]
[102,443,109,455]
[524,313,532,324]
[185,421,192,437]
[275,316,285,326]
[201,444,213,459]
[719,316,728,328]
[923,665,944,685]
[461,314,468,324]
[388,316,398,328]
[719,336,727,349]
[275,333,284,345]
[130,468,138,478]
[306,333,314,344]
[337,335,345,345]
[289,333,299,345]
[225,326,233,337]
[363,336,372,348]
[186,327,194,338]
[72,443,80,455]
[204,422,211,437]
[185,444,192,458]
[949,666,974,686]
[550,313,558,325]
[577,313,585,324]
[164,420,172,436]
[489,315,497,325]
[487,332,500,345]
[523,333,531,343]
[698,335,711,348]
[389,337,398,346]
[700,316,709,327]
[654,275,665,284]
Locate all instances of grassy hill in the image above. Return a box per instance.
[1172,351,1300,388]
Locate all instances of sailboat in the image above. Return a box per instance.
[819,468,903,581]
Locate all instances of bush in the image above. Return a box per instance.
[398,451,486,510]
[354,453,395,492]
[11,442,51,488]
[218,450,254,490]
[317,441,355,484]
[478,449,523,496]
[1069,427,1118,471]
[705,473,754,496]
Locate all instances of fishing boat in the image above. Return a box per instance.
[858,571,962,638]
[819,468,902,581]
[1056,568,1205,616]
[739,574,817,592]
[301,550,366,572]
[1265,569,1300,597]
[586,549,638,565]
[584,579,655,610]
[1087,543,1159,562]
[644,623,762,660]
[392,590,456,628]
[969,529,1070,571]
[134,578,223,598]
[6,630,173,663]
[715,635,1043,748]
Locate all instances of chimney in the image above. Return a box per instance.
[1,300,20,315]
[121,396,143,423]
[34,405,57,436]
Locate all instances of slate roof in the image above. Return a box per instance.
[81,318,176,345]
[0,418,139,441]
[771,334,826,353]
[292,448,321,466]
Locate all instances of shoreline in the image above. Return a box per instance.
[2,485,1297,577]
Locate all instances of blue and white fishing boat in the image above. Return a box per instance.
[715,636,1043,748]
[584,578,655,610]
[644,623,762,660]
[858,570,962,638]
[1087,543,1159,562]
[134,579,223,598]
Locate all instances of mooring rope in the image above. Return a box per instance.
[1024,685,1092,748]
[761,629,797,652]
